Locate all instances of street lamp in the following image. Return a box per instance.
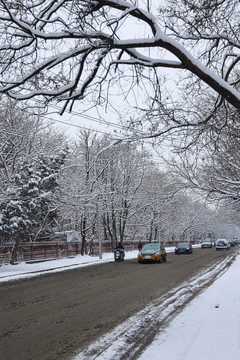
[94,139,123,259]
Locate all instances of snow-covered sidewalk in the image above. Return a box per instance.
[139,253,240,360]
[0,249,142,282]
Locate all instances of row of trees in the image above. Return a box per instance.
[55,131,224,253]
[1,104,239,254]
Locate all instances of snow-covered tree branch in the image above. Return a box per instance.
[0,0,239,121]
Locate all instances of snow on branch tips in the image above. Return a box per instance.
[0,0,239,115]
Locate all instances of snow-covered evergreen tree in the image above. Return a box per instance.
[0,147,68,242]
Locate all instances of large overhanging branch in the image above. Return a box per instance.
[0,0,239,113]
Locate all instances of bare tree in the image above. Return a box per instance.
[200,131,240,202]
[100,141,148,247]
[56,130,99,255]
[163,111,240,204]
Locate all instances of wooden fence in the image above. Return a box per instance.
[0,241,81,265]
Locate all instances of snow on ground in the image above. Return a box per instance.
[139,253,240,360]
[0,249,141,283]
[1,245,240,360]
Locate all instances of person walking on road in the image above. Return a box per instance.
[138,240,142,251]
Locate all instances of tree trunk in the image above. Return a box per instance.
[103,213,114,251]
[119,200,128,243]
[10,235,20,265]
[111,211,117,248]
[80,215,87,256]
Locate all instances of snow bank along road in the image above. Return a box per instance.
[0,247,238,360]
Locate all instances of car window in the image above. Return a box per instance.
[178,243,188,247]
[142,244,160,251]
[142,244,152,251]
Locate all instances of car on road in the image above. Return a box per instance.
[138,243,167,263]
[216,239,230,250]
[175,242,193,254]
[229,239,238,247]
[201,239,213,248]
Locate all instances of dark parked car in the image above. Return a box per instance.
[229,239,238,247]
[175,242,193,254]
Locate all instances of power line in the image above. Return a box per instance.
[48,103,134,133]
[43,114,114,137]
[13,99,162,157]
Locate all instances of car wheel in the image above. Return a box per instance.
[163,255,167,262]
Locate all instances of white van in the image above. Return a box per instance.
[216,239,230,250]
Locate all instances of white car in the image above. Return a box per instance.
[201,239,213,248]
[216,239,230,250]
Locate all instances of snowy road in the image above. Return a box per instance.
[0,247,238,360]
